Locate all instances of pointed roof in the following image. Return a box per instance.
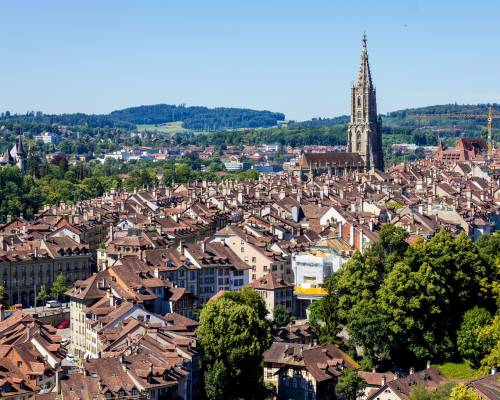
[1,149,15,165]
[356,33,373,89]
[16,135,26,156]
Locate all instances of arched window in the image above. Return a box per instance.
[357,96,361,107]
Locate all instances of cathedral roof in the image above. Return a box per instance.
[299,152,365,168]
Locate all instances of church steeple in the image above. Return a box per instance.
[348,34,384,171]
[357,33,373,89]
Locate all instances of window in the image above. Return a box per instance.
[241,247,244,253]
[357,96,361,107]
[252,257,256,263]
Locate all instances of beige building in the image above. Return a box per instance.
[0,237,91,307]
[249,272,294,317]
[212,225,293,283]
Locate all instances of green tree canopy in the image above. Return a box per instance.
[334,369,366,400]
[449,384,482,400]
[272,304,294,328]
[457,307,492,367]
[51,273,69,301]
[197,296,272,399]
[0,285,7,306]
[408,383,454,400]
[223,286,268,320]
[36,284,50,307]
[313,226,497,368]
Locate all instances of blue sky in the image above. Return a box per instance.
[1,0,499,120]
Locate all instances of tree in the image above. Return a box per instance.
[449,384,482,400]
[345,299,392,367]
[0,285,7,306]
[36,285,50,309]
[272,304,294,328]
[378,223,409,261]
[223,286,268,320]
[408,383,453,400]
[204,360,228,400]
[334,369,366,400]
[197,297,271,399]
[457,307,492,367]
[477,316,500,374]
[308,283,341,345]
[51,273,69,301]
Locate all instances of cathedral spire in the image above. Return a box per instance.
[348,34,384,171]
[357,33,373,89]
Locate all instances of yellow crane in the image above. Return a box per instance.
[413,105,500,156]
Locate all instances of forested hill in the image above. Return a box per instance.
[110,104,285,130]
[1,104,285,131]
[297,103,500,132]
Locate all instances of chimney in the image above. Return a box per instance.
[381,375,387,386]
[426,360,431,369]
[201,241,206,254]
[409,367,415,375]
[491,367,498,375]
[0,305,4,321]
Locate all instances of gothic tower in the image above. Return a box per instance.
[348,34,384,171]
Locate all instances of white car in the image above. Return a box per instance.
[46,300,62,308]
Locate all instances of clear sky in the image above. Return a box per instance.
[1,0,499,121]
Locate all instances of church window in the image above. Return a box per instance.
[357,111,362,122]
[357,96,361,107]
[356,131,361,150]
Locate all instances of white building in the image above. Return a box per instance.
[292,249,346,288]
[34,131,61,144]
[292,247,348,318]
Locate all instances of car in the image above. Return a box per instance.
[46,300,62,308]
[57,320,70,329]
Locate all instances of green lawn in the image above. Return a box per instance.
[435,361,481,380]
[136,121,187,133]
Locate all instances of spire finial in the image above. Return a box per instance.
[362,32,367,49]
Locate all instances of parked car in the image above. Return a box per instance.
[46,300,62,308]
[57,320,70,329]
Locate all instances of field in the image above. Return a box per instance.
[136,121,188,133]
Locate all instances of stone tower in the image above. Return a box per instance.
[348,34,384,171]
